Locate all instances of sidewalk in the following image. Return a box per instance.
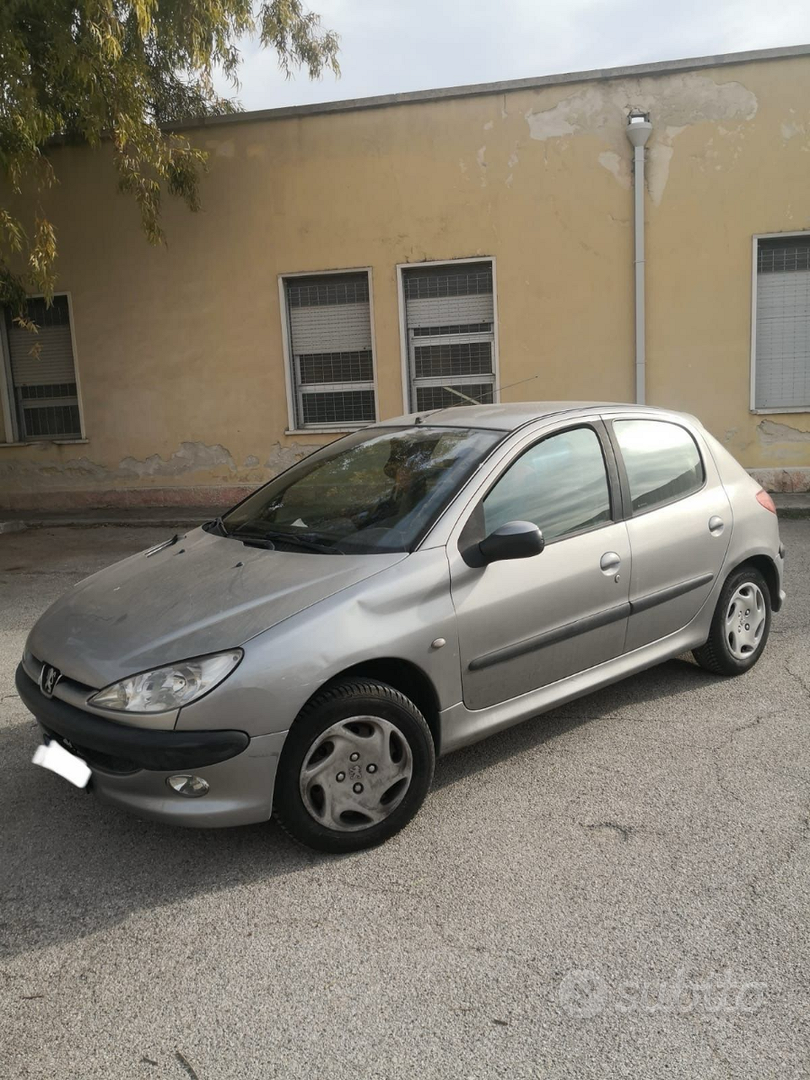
[1,493,809,532]
[770,492,810,518]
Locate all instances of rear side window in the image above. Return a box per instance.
[483,426,611,542]
[613,420,704,513]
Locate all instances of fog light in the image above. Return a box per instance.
[167,774,209,798]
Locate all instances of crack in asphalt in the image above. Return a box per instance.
[712,760,744,804]
[744,812,810,900]
[175,1051,200,1080]
[784,660,810,698]
[582,821,634,841]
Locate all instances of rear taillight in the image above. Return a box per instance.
[756,489,777,514]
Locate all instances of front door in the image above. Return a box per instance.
[448,424,631,711]
[609,417,733,653]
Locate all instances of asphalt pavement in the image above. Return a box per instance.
[1,524,808,1079]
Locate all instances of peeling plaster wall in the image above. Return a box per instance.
[525,73,757,205]
[2,53,810,507]
[0,440,318,489]
[0,439,320,509]
[757,419,810,446]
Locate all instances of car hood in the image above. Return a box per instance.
[27,527,407,688]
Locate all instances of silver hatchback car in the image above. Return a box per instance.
[18,403,784,851]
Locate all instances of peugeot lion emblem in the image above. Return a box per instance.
[39,664,62,698]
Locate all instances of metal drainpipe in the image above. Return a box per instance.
[626,112,653,405]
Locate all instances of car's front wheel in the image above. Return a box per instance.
[693,565,772,676]
[273,678,435,853]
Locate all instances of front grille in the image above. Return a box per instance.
[41,725,140,775]
[29,653,138,772]
[28,652,93,698]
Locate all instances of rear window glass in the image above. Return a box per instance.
[614,420,704,513]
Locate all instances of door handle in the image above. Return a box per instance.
[708,516,725,537]
[600,551,621,575]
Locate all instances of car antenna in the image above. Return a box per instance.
[413,372,542,423]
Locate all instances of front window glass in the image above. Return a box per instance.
[613,420,704,513]
[222,426,502,553]
[483,427,612,542]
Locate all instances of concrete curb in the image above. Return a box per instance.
[773,507,810,520]
[772,494,810,519]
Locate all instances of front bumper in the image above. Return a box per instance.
[16,664,288,828]
[89,731,288,828]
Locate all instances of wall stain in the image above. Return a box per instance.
[781,109,807,141]
[598,150,628,188]
[205,139,235,158]
[505,145,520,187]
[476,146,487,187]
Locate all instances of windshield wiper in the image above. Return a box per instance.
[204,516,231,538]
[233,527,334,554]
[239,536,276,550]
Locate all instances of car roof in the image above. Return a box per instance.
[377,402,697,432]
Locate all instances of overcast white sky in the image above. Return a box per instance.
[219,0,810,111]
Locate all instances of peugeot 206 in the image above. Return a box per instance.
[17,403,784,852]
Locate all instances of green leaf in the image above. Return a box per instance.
[0,0,340,327]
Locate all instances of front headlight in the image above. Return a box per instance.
[87,650,243,713]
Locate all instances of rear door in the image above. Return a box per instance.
[608,416,732,653]
[447,422,631,711]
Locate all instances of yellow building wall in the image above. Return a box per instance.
[2,52,810,507]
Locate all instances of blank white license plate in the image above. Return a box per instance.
[32,740,91,788]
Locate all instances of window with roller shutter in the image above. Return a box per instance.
[3,295,82,441]
[282,271,377,429]
[753,235,810,411]
[401,260,497,413]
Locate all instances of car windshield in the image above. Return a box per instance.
[220,425,502,554]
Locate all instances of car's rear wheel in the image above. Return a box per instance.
[693,565,772,676]
[273,678,435,853]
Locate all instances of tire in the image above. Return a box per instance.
[273,678,435,853]
[693,565,772,676]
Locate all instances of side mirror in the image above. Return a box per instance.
[478,520,545,564]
